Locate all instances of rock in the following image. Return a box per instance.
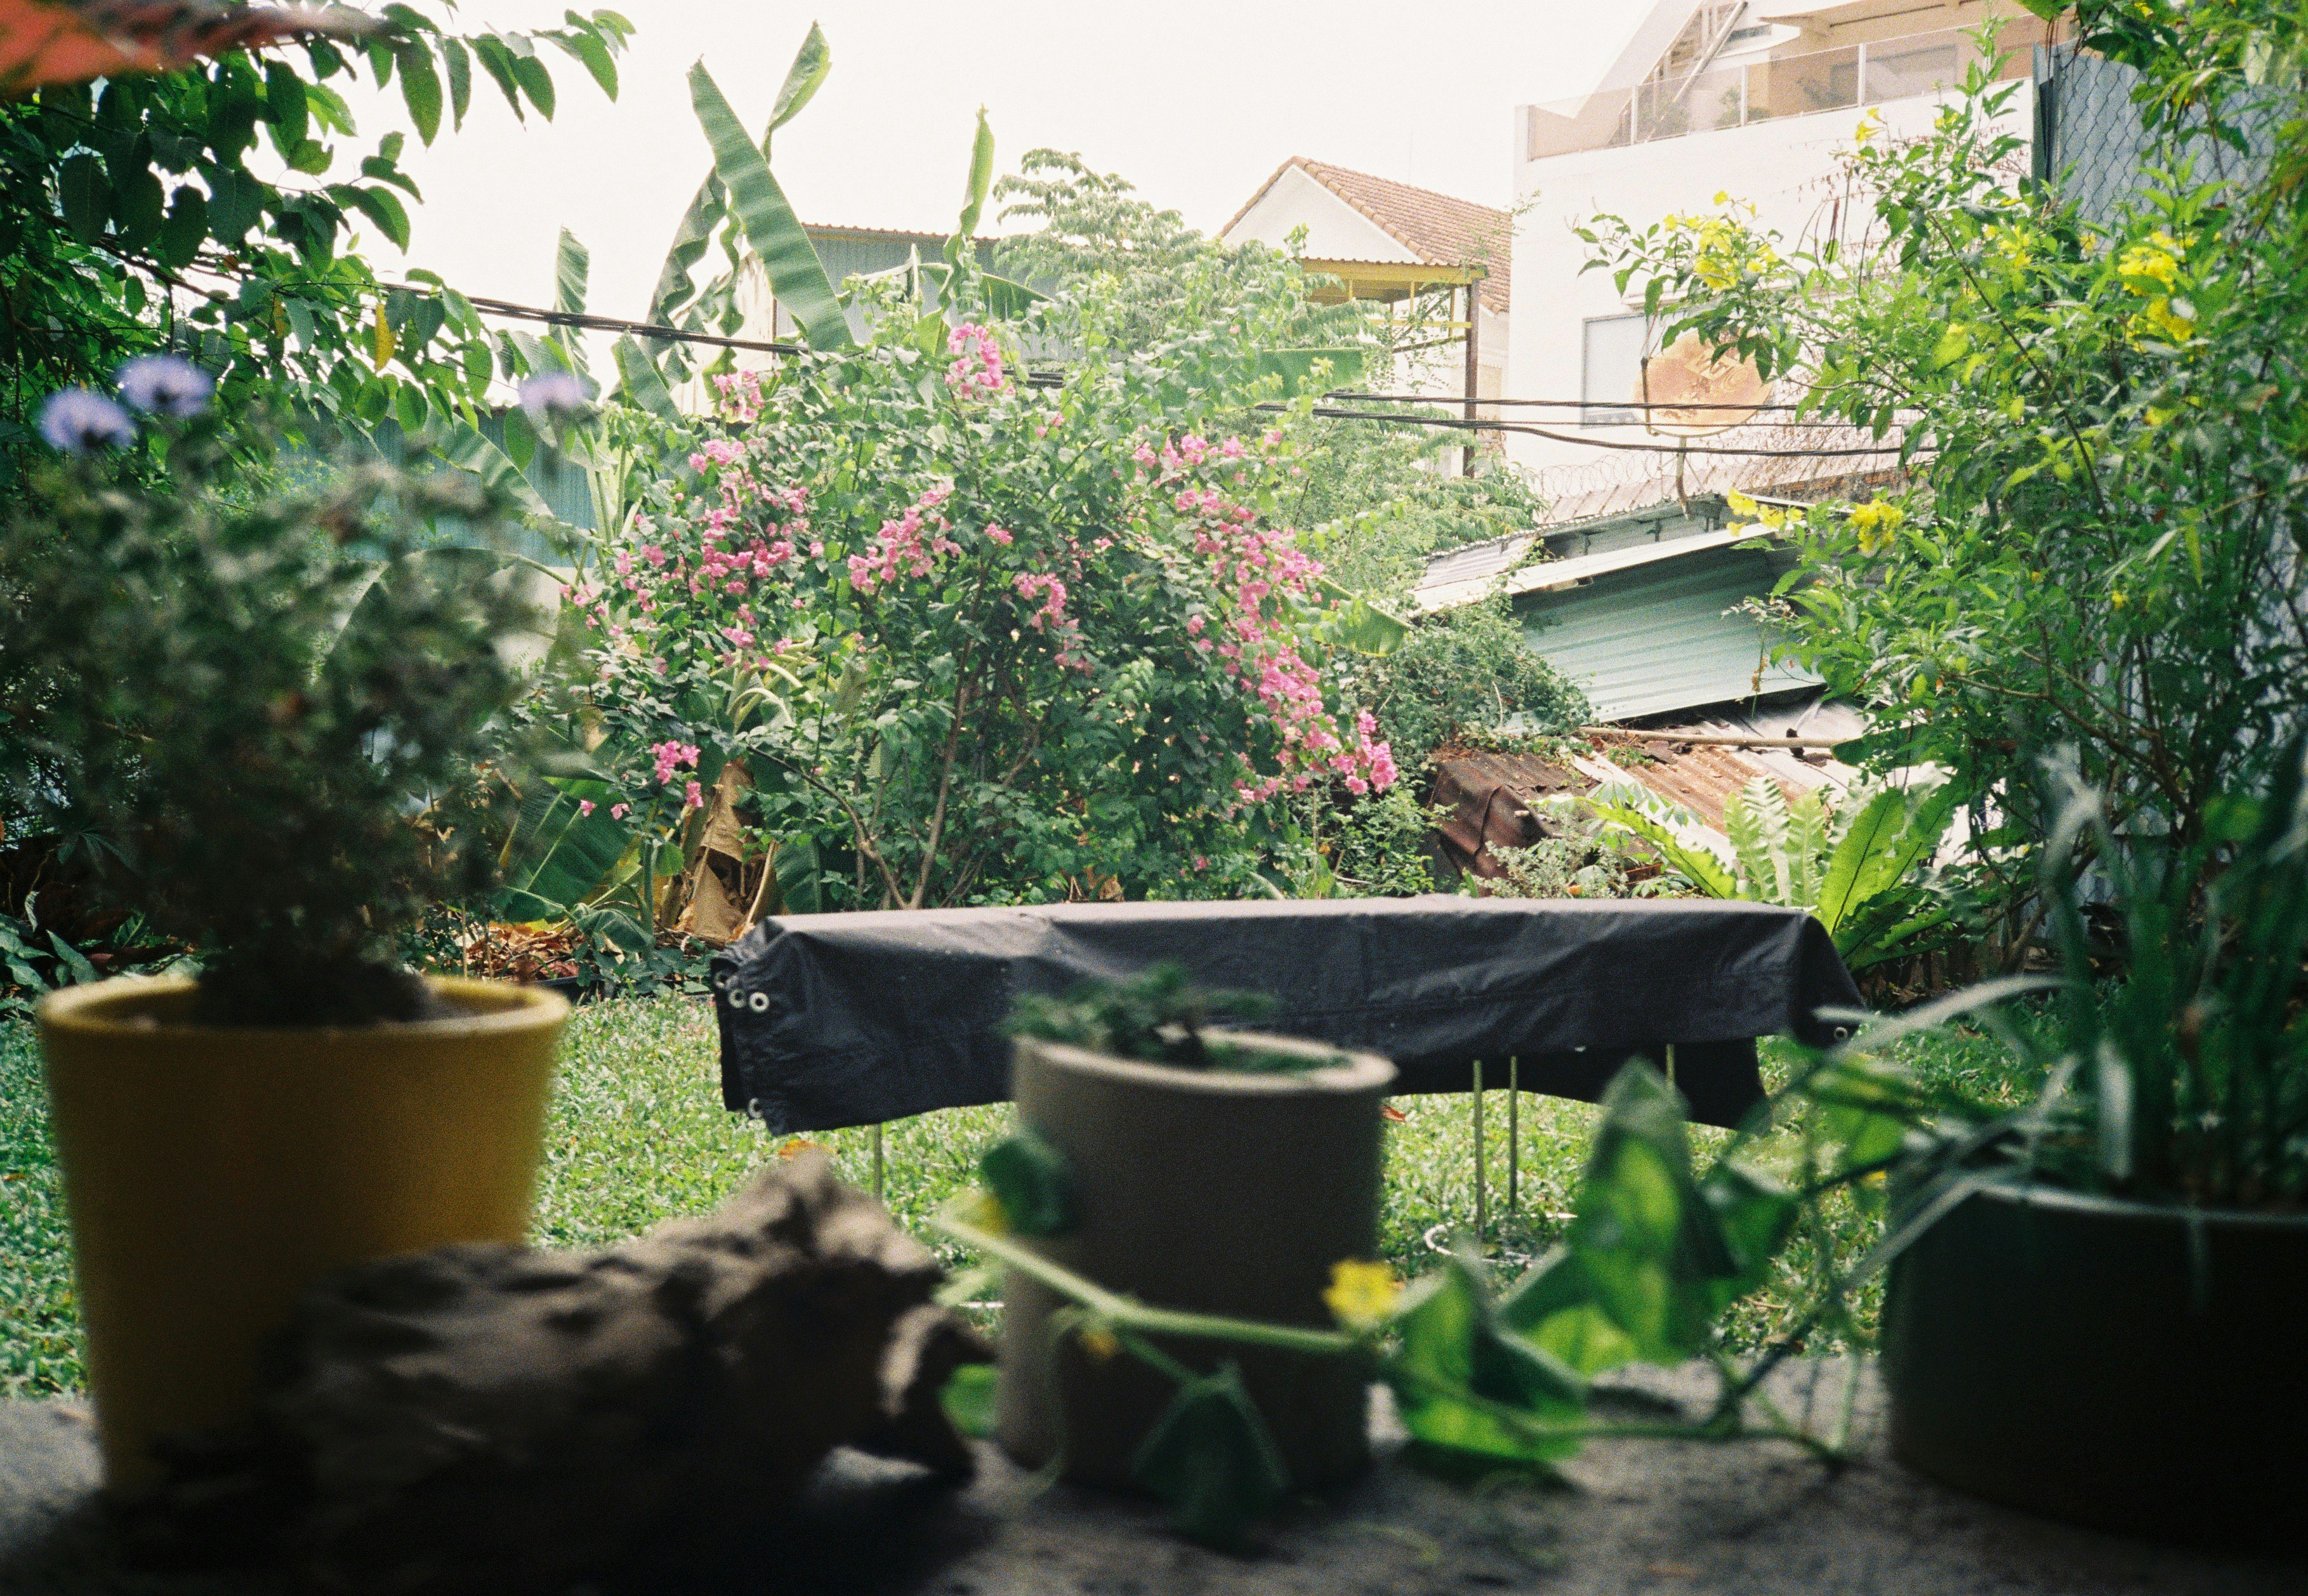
[116,1150,987,1594]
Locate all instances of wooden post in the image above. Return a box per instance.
[1471,1059,1486,1245]
[1461,279,1481,477]
[1507,1056,1520,1215]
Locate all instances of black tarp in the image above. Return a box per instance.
[713,897,1863,1133]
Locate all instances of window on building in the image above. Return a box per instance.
[1582,312,1654,425]
[1864,37,1960,101]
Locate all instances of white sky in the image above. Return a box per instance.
[344,2,1640,323]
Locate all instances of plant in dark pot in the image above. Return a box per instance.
[982,966,1396,1500]
[1876,745,2308,1549]
[0,364,567,1489]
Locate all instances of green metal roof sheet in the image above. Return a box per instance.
[1516,543,1820,722]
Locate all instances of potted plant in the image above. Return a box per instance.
[984,966,1395,1494]
[1,363,569,1489]
[1876,747,2308,1548]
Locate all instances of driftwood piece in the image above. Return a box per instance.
[124,1150,988,1593]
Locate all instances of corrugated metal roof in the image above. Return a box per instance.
[1418,527,1772,613]
[1519,544,1821,722]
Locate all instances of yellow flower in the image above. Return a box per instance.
[1079,1325,1120,1362]
[1846,499,1906,555]
[968,1189,1013,1235]
[1713,189,1732,206]
[1323,1259,1402,1329]
[1854,109,1883,145]
[2111,590,2128,608]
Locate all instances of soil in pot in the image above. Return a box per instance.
[37,975,569,1489]
[1883,1179,2308,1550]
[995,1031,1395,1493]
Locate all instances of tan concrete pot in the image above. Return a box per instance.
[38,975,567,1489]
[996,1031,1395,1491]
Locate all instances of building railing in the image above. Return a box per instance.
[1525,27,2028,161]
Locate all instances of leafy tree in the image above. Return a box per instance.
[996,148,1583,788]
[0,4,634,490]
[1583,8,2308,890]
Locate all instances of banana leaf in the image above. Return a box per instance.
[497,776,631,921]
[689,62,850,352]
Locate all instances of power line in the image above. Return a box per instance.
[1284,404,1907,460]
[339,279,1897,459]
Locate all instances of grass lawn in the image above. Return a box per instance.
[0,995,2043,1401]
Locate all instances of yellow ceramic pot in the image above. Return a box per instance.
[37,975,569,1489]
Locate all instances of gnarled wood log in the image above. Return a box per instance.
[124,1150,987,1593]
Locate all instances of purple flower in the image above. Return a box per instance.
[519,372,588,424]
[114,355,213,418]
[37,390,135,454]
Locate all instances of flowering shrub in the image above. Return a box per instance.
[562,282,1395,911]
[1583,9,2308,881]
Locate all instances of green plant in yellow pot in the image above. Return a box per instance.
[2,362,572,1488]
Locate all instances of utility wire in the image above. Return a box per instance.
[1278,404,1908,460]
[346,279,1899,458]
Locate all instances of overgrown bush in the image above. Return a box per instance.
[0,369,534,1024]
[1583,6,2308,887]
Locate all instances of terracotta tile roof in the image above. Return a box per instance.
[1225,157,1512,316]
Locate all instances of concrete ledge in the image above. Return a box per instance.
[4,1362,2301,1594]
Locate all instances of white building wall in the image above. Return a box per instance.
[1220,168,1418,265]
[1505,81,2033,476]
[1223,169,1508,413]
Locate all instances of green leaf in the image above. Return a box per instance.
[206,168,265,242]
[772,833,823,914]
[46,932,98,987]
[263,59,309,150]
[1696,1161,1798,1307]
[554,227,590,315]
[979,271,1048,319]
[497,777,632,916]
[156,183,209,268]
[764,22,831,148]
[1388,1255,1586,1465]
[1256,347,1368,393]
[550,29,619,100]
[979,1128,1075,1237]
[689,62,851,351]
[393,380,426,433]
[346,185,411,250]
[1578,786,1737,897]
[58,154,109,244]
[612,334,680,423]
[1130,1363,1289,1550]
[442,37,473,128]
[939,1362,997,1439]
[647,176,728,345]
[1562,1064,1740,1365]
[951,105,994,261]
[110,162,165,250]
[435,420,551,519]
[511,52,557,119]
[394,40,443,144]
[1494,1250,1638,1377]
[470,36,527,121]
[1818,781,1955,943]
[1316,579,1406,654]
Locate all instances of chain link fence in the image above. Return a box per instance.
[2034,42,2276,229]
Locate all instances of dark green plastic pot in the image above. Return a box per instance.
[1883,1180,2308,1550]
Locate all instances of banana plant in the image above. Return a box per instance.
[1577,776,1960,972]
